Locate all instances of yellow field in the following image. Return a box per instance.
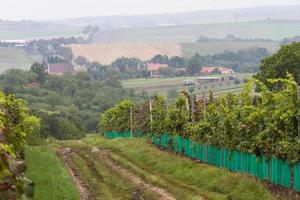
[68,43,182,65]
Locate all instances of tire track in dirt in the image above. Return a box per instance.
[59,148,92,200]
[91,147,177,200]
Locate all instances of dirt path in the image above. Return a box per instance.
[59,148,92,200]
[91,147,177,200]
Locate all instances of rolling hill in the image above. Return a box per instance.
[0,20,82,40]
[68,43,182,65]
[91,20,300,43]
[49,5,300,29]
[0,47,41,73]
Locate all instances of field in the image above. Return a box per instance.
[68,43,182,65]
[0,48,40,73]
[181,41,279,57]
[0,21,82,40]
[25,136,293,200]
[123,73,253,96]
[92,20,300,43]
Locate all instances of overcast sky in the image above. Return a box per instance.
[2,0,300,20]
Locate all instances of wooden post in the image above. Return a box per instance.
[130,106,133,137]
[298,86,300,138]
[203,93,207,111]
[149,100,152,132]
[191,95,195,123]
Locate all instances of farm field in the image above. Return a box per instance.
[68,40,279,65]
[68,43,182,65]
[25,135,292,200]
[0,21,82,40]
[122,73,253,96]
[181,41,279,57]
[92,20,300,43]
[0,48,40,73]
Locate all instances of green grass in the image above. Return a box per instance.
[61,136,277,200]
[0,48,41,73]
[181,41,279,57]
[0,22,82,40]
[93,20,300,43]
[123,73,253,96]
[25,145,80,200]
[67,147,160,200]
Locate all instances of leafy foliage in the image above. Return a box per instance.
[100,75,300,163]
[0,91,39,199]
[256,42,300,86]
[99,100,134,134]
[0,67,147,140]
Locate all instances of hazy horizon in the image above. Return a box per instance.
[1,0,300,21]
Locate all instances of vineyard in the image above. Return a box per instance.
[0,91,39,199]
[100,74,300,192]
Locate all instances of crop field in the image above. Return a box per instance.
[123,73,253,96]
[0,21,82,40]
[92,20,300,43]
[25,136,294,200]
[0,48,40,73]
[181,41,279,57]
[68,43,182,65]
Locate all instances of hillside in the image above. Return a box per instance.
[91,20,300,43]
[0,20,82,40]
[0,47,40,73]
[181,41,279,57]
[68,43,182,65]
[49,5,300,29]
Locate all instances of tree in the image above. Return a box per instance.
[75,56,88,66]
[255,42,300,86]
[159,67,175,78]
[30,62,47,83]
[187,54,202,75]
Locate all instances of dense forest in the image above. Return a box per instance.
[0,64,148,141]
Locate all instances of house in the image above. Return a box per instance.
[47,63,75,75]
[147,63,168,78]
[201,67,234,75]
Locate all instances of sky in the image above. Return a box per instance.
[1,0,300,20]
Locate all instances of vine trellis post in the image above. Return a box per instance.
[298,86,300,139]
[130,106,133,137]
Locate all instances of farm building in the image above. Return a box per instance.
[201,67,234,75]
[147,63,168,78]
[195,76,222,84]
[195,76,232,85]
[47,63,74,75]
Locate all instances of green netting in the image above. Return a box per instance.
[271,157,281,185]
[214,148,222,167]
[223,149,232,170]
[294,163,300,192]
[106,132,294,190]
[240,152,250,174]
[195,144,201,160]
[281,160,291,188]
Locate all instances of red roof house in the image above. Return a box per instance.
[147,63,168,78]
[201,67,234,75]
[47,63,75,75]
